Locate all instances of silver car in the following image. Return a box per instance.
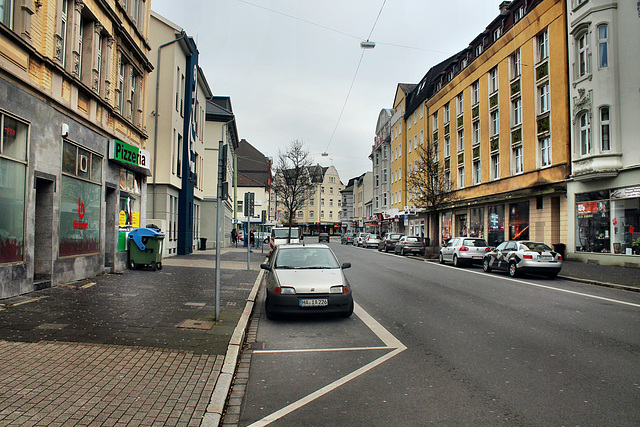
[482,240,563,278]
[439,237,490,267]
[363,234,381,249]
[261,244,353,319]
[355,232,368,247]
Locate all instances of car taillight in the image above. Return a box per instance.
[459,246,469,251]
[523,254,533,259]
[273,287,295,295]
[485,247,491,252]
[557,255,562,260]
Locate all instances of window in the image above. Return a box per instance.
[96,33,103,92]
[297,211,303,219]
[472,121,480,145]
[539,83,550,114]
[117,59,125,114]
[330,199,334,207]
[444,103,450,123]
[420,104,424,118]
[511,49,521,80]
[578,32,590,77]
[60,141,103,257]
[310,210,314,219]
[475,44,482,57]
[1,0,14,28]
[420,129,424,145]
[78,17,84,78]
[494,27,501,41]
[0,113,28,263]
[473,160,481,185]
[537,28,549,61]
[383,169,387,182]
[433,140,439,162]
[321,210,324,219]
[598,25,608,68]
[512,98,522,127]
[414,135,417,150]
[321,198,324,206]
[489,67,499,93]
[309,198,314,206]
[433,111,439,130]
[177,134,182,177]
[457,129,464,152]
[491,154,500,180]
[472,81,479,105]
[540,137,551,167]
[321,186,325,194]
[514,6,524,22]
[457,93,464,115]
[444,171,451,191]
[579,112,591,155]
[458,166,465,189]
[59,0,69,66]
[491,110,500,136]
[444,135,450,158]
[513,146,523,174]
[600,107,610,151]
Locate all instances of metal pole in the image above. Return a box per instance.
[215,140,223,321]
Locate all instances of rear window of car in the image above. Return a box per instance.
[406,237,421,242]
[272,228,300,239]
[275,247,340,269]
[390,234,403,239]
[463,239,488,247]
[521,241,552,251]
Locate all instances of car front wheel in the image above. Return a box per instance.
[265,297,278,320]
[482,258,491,272]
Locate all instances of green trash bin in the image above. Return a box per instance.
[127,228,164,271]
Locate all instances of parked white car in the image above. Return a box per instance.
[439,237,491,267]
[363,234,381,249]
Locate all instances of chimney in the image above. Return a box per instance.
[499,1,511,15]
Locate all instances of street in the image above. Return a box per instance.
[237,240,640,426]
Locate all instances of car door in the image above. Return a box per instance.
[492,241,508,270]
[443,238,458,261]
[497,242,517,270]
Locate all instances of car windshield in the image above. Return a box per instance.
[274,247,340,269]
[273,228,300,239]
[521,241,553,251]
[463,239,488,247]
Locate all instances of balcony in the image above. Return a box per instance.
[571,153,623,181]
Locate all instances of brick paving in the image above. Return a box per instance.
[0,248,264,427]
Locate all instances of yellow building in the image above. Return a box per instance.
[293,165,344,235]
[0,0,153,296]
[399,0,569,247]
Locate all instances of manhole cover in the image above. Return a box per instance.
[177,319,214,330]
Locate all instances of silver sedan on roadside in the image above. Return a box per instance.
[439,237,491,267]
[482,240,563,278]
[363,234,381,249]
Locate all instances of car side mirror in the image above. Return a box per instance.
[260,263,272,271]
[341,262,351,269]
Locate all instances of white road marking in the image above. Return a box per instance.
[247,302,405,426]
[254,346,391,354]
[435,263,640,309]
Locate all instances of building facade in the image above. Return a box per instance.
[202,97,238,249]
[146,11,212,257]
[340,177,355,234]
[353,172,373,233]
[235,139,271,240]
[1,0,153,297]
[370,109,393,235]
[565,0,640,266]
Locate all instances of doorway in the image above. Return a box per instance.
[34,177,54,289]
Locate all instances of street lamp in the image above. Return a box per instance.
[360,40,376,49]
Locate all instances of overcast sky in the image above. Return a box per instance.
[150,0,502,183]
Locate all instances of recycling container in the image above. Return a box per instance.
[127,228,164,271]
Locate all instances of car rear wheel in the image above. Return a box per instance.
[509,262,518,277]
[482,258,491,272]
[453,255,460,267]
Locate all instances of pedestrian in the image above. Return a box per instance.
[231,228,237,244]
[250,230,255,247]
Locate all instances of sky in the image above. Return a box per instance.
[150,0,502,183]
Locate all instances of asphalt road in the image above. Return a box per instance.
[238,241,640,426]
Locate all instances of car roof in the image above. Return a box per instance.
[277,243,330,249]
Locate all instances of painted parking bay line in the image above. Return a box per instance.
[248,302,406,427]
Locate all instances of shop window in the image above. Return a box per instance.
[576,196,610,253]
[0,114,28,263]
[441,212,452,244]
[469,208,483,238]
[509,201,529,240]
[488,205,505,246]
[59,141,103,257]
[118,169,141,228]
[612,193,640,255]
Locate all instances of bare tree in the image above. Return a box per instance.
[406,142,459,245]
[271,140,316,242]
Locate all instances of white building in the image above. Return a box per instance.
[566,0,640,266]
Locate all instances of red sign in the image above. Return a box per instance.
[577,201,598,215]
[73,197,88,229]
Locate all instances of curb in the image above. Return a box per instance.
[558,275,640,293]
[201,268,265,427]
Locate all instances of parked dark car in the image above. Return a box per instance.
[394,236,425,256]
[318,233,330,243]
[379,233,404,252]
[341,232,354,244]
[482,240,562,278]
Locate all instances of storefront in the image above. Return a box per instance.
[575,186,640,256]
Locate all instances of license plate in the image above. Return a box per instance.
[540,256,553,261]
[472,256,482,259]
[299,299,328,307]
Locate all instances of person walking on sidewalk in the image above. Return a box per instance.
[231,228,237,245]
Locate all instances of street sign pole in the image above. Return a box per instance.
[215,141,224,321]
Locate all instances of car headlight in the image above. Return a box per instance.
[330,285,350,294]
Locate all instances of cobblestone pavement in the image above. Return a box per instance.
[0,247,265,427]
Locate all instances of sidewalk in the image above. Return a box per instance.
[0,246,267,427]
[558,259,639,291]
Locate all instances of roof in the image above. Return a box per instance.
[236,139,270,188]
